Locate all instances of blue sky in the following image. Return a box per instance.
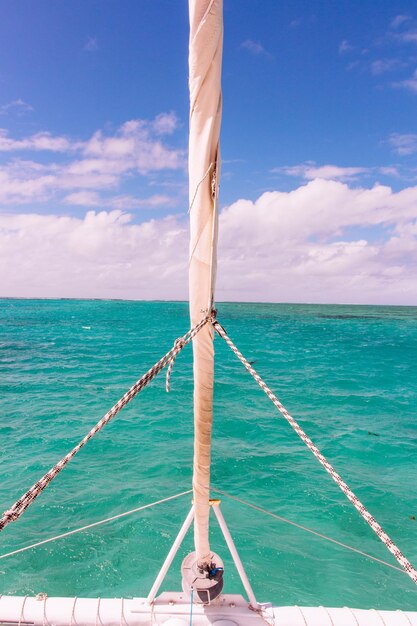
[1,1,417,304]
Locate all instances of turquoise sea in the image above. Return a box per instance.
[0,299,416,610]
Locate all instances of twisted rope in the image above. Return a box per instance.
[0,490,192,560]
[210,487,405,574]
[166,338,185,392]
[0,316,210,532]
[212,319,417,586]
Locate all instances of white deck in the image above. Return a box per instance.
[1,592,416,626]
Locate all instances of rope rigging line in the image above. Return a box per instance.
[210,488,405,575]
[212,319,417,586]
[1,481,403,576]
[0,316,210,533]
[0,490,192,561]
[166,337,185,393]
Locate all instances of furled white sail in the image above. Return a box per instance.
[188,0,223,566]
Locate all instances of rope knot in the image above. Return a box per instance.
[3,508,19,522]
[174,337,185,350]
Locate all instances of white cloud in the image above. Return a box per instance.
[0,211,188,300]
[389,132,417,155]
[152,112,179,136]
[339,40,354,54]
[217,180,417,304]
[370,58,404,75]
[378,166,401,177]
[110,194,172,209]
[390,15,411,30]
[1,180,417,304]
[0,160,56,204]
[63,191,173,209]
[392,69,417,93]
[389,14,417,42]
[0,158,120,205]
[84,36,98,52]
[0,99,33,116]
[240,39,273,58]
[81,118,184,175]
[274,162,407,182]
[396,30,417,43]
[0,129,74,152]
[0,115,185,206]
[343,18,417,88]
[63,191,102,206]
[275,162,369,182]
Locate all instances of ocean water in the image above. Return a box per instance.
[0,299,416,610]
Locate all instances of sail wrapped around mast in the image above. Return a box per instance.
[188,0,223,566]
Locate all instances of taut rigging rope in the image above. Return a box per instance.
[0,490,192,561]
[0,484,408,577]
[2,312,415,588]
[212,319,417,586]
[210,487,405,575]
[0,316,210,532]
